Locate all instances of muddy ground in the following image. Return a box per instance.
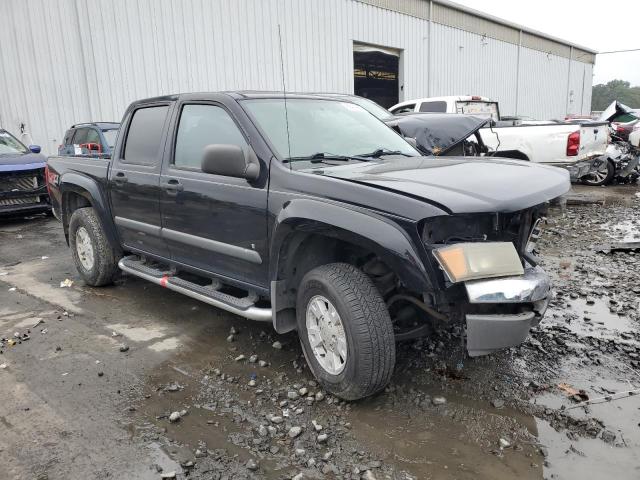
[1,184,639,480]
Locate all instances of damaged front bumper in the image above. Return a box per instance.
[463,265,551,357]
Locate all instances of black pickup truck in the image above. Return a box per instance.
[47,92,569,400]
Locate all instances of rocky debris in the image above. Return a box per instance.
[245,458,259,471]
[492,399,505,409]
[119,344,129,353]
[169,410,187,423]
[272,341,283,350]
[432,396,446,406]
[288,426,303,438]
[160,472,176,479]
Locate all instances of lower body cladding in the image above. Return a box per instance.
[462,265,551,356]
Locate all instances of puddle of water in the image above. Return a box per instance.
[536,418,640,479]
[531,363,640,480]
[602,219,640,242]
[348,394,543,479]
[546,298,636,342]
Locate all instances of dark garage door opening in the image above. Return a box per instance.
[353,44,399,109]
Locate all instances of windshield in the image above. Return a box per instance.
[0,130,29,155]
[242,99,418,167]
[102,129,119,148]
[345,96,394,120]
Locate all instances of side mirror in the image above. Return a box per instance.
[201,144,260,181]
[29,145,41,154]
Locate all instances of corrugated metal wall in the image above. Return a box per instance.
[0,0,593,155]
[430,24,519,115]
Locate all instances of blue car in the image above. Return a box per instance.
[58,122,120,157]
[0,129,50,216]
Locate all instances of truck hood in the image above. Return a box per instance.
[311,156,570,213]
[0,152,47,171]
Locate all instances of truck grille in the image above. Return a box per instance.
[0,170,43,206]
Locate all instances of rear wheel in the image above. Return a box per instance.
[296,263,395,400]
[69,207,120,286]
[582,159,615,186]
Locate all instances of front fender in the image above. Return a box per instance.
[59,172,119,249]
[270,198,431,292]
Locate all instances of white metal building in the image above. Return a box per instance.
[0,0,596,155]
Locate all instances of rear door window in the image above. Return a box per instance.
[123,106,169,165]
[85,128,101,144]
[419,101,447,113]
[71,128,88,144]
[174,104,247,170]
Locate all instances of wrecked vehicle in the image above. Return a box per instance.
[384,113,489,156]
[46,92,570,400]
[390,95,609,181]
[0,129,50,216]
[584,101,640,186]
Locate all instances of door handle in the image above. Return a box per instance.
[161,179,184,192]
[113,172,128,183]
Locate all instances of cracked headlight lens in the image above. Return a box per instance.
[433,242,524,283]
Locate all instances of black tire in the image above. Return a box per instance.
[582,159,615,186]
[68,207,120,286]
[296,263,395,400]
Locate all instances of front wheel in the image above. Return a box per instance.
[296,263,395,401]
[69,207,120,286]
[582,159,615,186]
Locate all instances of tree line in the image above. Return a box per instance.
[592,80,640,111]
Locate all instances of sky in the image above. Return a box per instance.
[452,0,640,86]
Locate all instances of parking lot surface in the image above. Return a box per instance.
[1,184,639,480]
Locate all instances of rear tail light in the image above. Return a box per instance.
[566,131,580,156]
[471,95,481,100]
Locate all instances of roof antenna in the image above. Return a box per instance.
[277,24,292,168]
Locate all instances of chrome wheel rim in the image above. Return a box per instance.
[305,295,347,375]
[75,227,95,270]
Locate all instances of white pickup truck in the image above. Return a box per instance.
[389,95,609,180]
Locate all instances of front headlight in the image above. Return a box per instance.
[433,242,524,283]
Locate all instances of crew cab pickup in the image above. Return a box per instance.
[47,92,569,400]
[390,95,609,181]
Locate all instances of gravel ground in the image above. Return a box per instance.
[0,184,639,480]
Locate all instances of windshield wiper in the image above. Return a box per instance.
[357,148,413,158]
[283,152,370,164]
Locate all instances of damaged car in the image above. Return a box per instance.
[583,101,640,186]
[0,129,50,216]
[47,92,570,400]
[384,113,489,156]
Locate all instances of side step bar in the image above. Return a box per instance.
[118,256,272,322]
